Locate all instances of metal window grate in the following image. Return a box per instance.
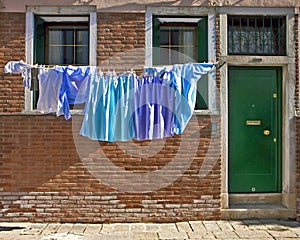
[228,16,286,55]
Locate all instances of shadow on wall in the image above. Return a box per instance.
[0,226,25,232]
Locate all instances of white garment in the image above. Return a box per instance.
[36,68,63,113]
[4,60,31,88]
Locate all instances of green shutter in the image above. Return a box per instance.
[33,16,45,109]
[196,17,208,109]
[152,16,161,65]
[196,74,208,109]
[34,16,45,64]
[197,17,208,62]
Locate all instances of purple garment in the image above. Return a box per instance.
[133,74,175,140]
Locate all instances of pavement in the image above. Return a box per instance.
[1,219,300,240]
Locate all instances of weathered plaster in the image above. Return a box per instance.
[2,0,300,13]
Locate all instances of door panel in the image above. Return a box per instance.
[229,67,281,193]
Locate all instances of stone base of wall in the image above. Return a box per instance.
[296,117,300,221]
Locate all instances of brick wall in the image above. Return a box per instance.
[0,115,221,223]
[97,13,145,70]
[0,12,221,222]
[0,13,26,112]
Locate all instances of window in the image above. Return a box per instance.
[152,16,209,109]
[228,16,286,55]
[153,16,208,64]
[25,6,97,111]
[154,20,198,65]
[35,16,89,65]
[46,24,89,65]
[32,15,90,109]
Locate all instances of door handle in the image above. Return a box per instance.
[263,130,270,136]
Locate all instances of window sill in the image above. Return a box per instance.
[0,109,219,117]
[193,110,220,116]
[0,110,85,117]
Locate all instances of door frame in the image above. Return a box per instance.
[218,7,296,209]
[221,62,296,210]
[228,66,282,193]
[219,7,296,210]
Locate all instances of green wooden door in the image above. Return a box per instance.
[229,67,281,193]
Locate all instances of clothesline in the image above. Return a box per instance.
[4,60,219,72]
[4,60,216,142]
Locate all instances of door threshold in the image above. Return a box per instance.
[221,193,296,220]
[229,193,282,205]
[221,204,296,220]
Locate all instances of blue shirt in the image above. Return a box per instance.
[55,66,92,120]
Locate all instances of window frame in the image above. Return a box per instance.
[152,16,208,65]
[146,7,217,113]
[25,6,97,111]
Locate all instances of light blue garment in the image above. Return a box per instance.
[80,70,110,140]
[4,60,31,88]
[174,63,214,134]
[36,68,63,113]
[109,73,135,141]
[80,72,108,140]
[80,72,135,142]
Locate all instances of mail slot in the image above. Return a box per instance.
[246,120,261,126]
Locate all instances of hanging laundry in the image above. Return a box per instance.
[144,63,215,135]
[110,73,135,141]
[174,63,215,134]
[132,74,175,140]
[80,71,135,142]
[4,60,216,141]
[55,66,93,120]
[4,60,32,88]
[81,62,215,141]
[36,68,63,113]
